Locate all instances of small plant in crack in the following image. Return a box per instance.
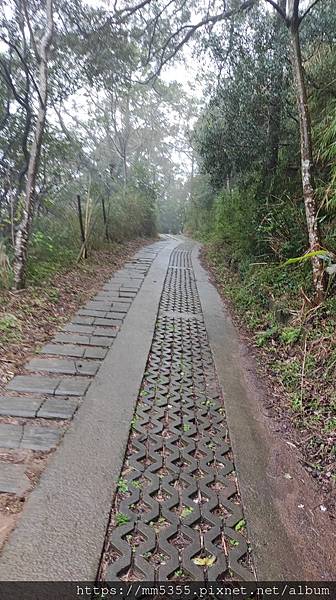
[115,513,130,526]
[117,478,129,494]
[235,519,246,532]
[183,423,191,432]
[131,416,138,430]
[131,480,141,489]
[181,506,194,518]
[229,539,239,547]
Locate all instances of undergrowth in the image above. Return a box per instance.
[205,240,336,486]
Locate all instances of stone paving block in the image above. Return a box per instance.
[120,287,140,292]
[0,424,23,449]
[27,357,77,375]
[56,377,91,396]
[119,292,136,298]
[113,275,143,282]
[93,327,118,338]
[7,375,60,395]
[0,464,30,495]
[85,301,111,311]
[63,324,95,335]
[72,315,95,325]
[93,317,123,327]
[27,357,98,377]
[106,296,132,304]
[40,343,85,358]
[95,292,116,299]
[21,426,61,451]
[55,333,91,345]
[88,336,112,347]
[110,303,130,313]
[75,360,99,376]
[83,347,107,359]
[78,309,106,318]
[103,283,120,292]
[37,397,78,420]
[0,396,43,418]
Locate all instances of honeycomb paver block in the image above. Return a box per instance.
[100,243,252,582]
[21,426,61,451]
[7,375,60,395]
[38,397,78,420]
[0,464,30,495]
[0,396,43,418]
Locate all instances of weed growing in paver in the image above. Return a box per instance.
[131,480,141,489]
[235,519,246,532]
[115,513,130,526]
[117,479,129,494]
[229,539,239,547]
[130,416,138,430]
[193,555,216,567]
[181,506,194,518]
[183,423,190,432]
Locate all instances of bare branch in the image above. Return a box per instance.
[264,0,286,20]
[21,0,39,61]
[142,0,256,84]
[0,35,43,105]
[115,0,152,22]
[299,0,322,24]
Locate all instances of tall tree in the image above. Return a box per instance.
[266,0,325,299]
[13,0,54,289]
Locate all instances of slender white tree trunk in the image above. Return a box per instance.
[289,23,324,301]
[13,0,54,289]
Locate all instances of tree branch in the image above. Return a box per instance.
[299,0,322,24]
[264,0,286,20]
[142,0,256,84]
[0,35,43,106]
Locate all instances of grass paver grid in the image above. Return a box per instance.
[100,244,253,582]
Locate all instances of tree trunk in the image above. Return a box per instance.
[101,198,109,241]
[266,0,286,174]
[13,0,54,290]
[288,13,325,302]
[77,194,87,259]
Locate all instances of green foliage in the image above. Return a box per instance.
[280,327,301,345]
[117,479,129,494]
[0,314,21,342]
[115,513,130,526]
[0,240,12,289]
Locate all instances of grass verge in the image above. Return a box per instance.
[203,240,336,494]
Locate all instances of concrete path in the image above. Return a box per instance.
[0,237,334,582]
